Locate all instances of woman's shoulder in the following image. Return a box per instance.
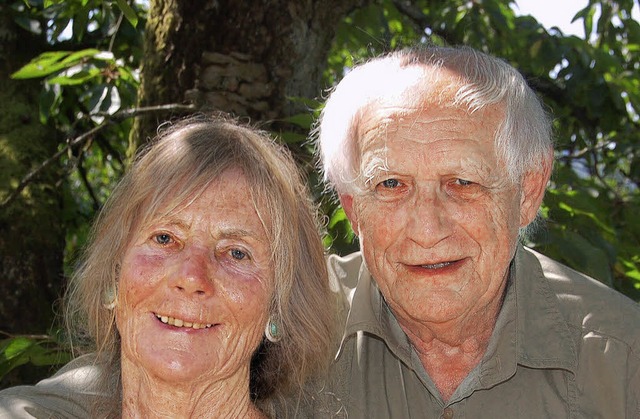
[0,353,106,418]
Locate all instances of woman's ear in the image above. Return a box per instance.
[520,153,553,227]
[339,194,359,235]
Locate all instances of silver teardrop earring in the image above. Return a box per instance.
[102,285,117,310]
[265,318,281,343]
[103,264,120,310]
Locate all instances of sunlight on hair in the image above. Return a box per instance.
[319,59,426,190]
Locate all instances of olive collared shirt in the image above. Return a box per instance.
[306,245,640,418]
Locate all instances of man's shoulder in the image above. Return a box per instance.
[327,251,364,291]
[524,247,640,346]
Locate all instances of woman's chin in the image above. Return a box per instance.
[132,346,221,384]
[122,331,222,384]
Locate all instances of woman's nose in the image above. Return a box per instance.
[168,247,215,296]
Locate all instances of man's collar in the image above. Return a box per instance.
[331,245,578,375]
[329,252,414,364]
[513,245,578,370]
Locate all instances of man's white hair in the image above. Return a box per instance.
[314,45,553,195]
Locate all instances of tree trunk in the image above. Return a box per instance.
[131,0,373,147]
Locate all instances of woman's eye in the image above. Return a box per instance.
[380,179,400,188]
[153,233,173,245]
[230,249,248,260]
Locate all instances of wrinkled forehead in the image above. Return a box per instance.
[354,89,507,187]
[355,65,504,148]
[134,167,267,231]
[356,67,463,138]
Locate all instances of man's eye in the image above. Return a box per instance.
[230,249,248,260]
[153,233,172,245]
[380,179,400,188]
[455,179,473,186]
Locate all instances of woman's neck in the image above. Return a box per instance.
[120,358,266,419]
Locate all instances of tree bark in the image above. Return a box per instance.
[131,0,373,148]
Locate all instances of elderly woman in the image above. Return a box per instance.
[0,115,335,418]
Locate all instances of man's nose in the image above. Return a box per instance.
[168,247,216,296]
[405,188,453,248]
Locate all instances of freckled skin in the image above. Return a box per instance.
[341,98,548,401]
[348,104,521,327]
[116,168,272,418]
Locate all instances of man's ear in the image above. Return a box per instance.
[339,193,359,235]
[520,153,553,227]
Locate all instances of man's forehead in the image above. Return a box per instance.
[356,67,495,132]
[358,100,503,145]
[355,103,506,183]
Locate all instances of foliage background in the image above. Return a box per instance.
[1,0,639,387]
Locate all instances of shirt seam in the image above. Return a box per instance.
[564,322,640,362]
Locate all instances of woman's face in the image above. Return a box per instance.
[115,168,274,385]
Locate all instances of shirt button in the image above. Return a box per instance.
[441,407,454,419]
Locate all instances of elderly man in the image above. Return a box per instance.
[311,46,640,418]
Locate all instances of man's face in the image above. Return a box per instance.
[342,101,540,330]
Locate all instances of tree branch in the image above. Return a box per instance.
[390,0,457,45]
[1,103,196,209]
[96,135,125,169]
[0,330,52,340]
[76,151,101,212]
[109,11,124,53]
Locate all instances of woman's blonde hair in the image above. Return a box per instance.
[65,114,335,416]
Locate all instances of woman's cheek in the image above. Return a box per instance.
[219,251,271,280]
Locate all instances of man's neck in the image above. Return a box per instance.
[398,294,505,402]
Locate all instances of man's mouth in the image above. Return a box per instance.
[420,261,454,269]
[154,313,213,330]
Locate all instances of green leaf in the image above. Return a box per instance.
[282,113,314,129]
[61,49,103,65]
[0,336,71,380]
[625,18,640,45]
[48,66,101,85]
[547,229,613,285]
[279,131,307,144]
[30,348,71,367]
[329,210,349,233]
[116,0,139,28]
[0,338,33,378]
[11,51,67,78]
[574,4,595,37]
[38,83,58,123]
[2,337,34,359]
[72,4,90,40]
[14,16,42,34]
[11,49,101,79]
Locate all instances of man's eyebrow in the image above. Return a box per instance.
[362,155,390,186]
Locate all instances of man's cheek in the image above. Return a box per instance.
[362,210,397,244]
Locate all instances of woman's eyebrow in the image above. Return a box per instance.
[146,218,190,231]
[219,227,251,238]
[217,227,267,243]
